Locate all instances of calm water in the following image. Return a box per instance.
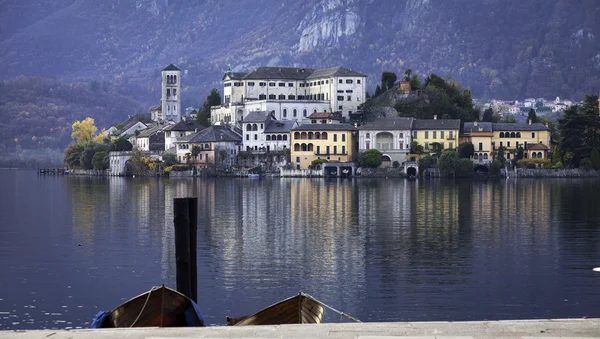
[1,170,600,329]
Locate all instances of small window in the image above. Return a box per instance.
[269,94,276,100]
[345,90,353,93]
[246,135,249,140]
[326,80,329,84]
[234,82,243,87]
[293,109,297,117]
[357,79,361,84]
[288,94,295,100]
[259,82,266,87]
[337,96,344,101]
[278,83,285,87]
[303,109,307,117]
[346,79,353,84]
[288,83,293,87]
[347,96,351,101]
[338,90,344,93]
[173,89,177,96]
[339,79,343,84]
[248,82,255,86]
[269,82,276,87]
[278,94,285,100]
[338,106,343,110]
[283,109,287,118]
[342,134,346,142]
[532,132,535,138]
[254,135,257,140]
[259,94,266,100]
[334,134,337,142]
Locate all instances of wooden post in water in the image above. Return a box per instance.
[173,197,198,303]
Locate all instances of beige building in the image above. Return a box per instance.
[412,117,461,153]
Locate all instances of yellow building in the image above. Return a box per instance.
[462,121,493,163]
[412,118,461,153]
[291,121,357,169]
[491,121,551,160]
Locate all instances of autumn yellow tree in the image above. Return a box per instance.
[92,128,106,143]
[71,117,98,144]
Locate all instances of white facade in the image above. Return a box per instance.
[212,67,367,125]
[161,65,182,122]
[136,136,150,151]
[358,130,412,164]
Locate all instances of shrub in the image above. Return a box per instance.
[437,150,459,176]
[91,151,109,170]
[310,158,327,169]
[359,149,383,168]
[458,142,474,159]
[163,153,178,166]
[455,159,473,177]
[580,158,593,170]
[490,159,502,176]
[526,162,537,169]
[392,160,400,168]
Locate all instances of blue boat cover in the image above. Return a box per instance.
[91,311,110,328]
[90,301,205,328]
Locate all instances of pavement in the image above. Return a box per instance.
[1,319,599,339]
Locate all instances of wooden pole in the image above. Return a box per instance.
[188,197,198,303]
[173,198,191,299]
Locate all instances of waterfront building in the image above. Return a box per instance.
[462,121,493,163]
[135,124,165,152]
[163,119,206,151]
[174,125,242,167]
[491,121,551,160]
[358,117,413,166]
[161,64,182,122]
[211,66,367,125]
[412,117,461,153]
[290,121,357,169]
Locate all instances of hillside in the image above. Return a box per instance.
[0,0,598,108]
[0,76,145,154]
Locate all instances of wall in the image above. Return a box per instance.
[516,168,599,178]
[280,168,324,177]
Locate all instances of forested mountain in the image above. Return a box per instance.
[0,0,599,161]
[1,0,599,106]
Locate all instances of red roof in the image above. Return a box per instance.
[307,112,331,119]
[526,143,549,150]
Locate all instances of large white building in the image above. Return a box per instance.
[211,66,367,125]
[241,111,298,152]
[358,117,413,165]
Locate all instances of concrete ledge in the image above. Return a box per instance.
[1,319,599,339]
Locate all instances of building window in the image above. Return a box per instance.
[278,83,285,87]
[259,94,266,100]
[334,134,337,142]
[342,134,346,142]
[254,135,257,140]
[425,131,429,139]
[334,146,337,154]
[342,146,346,154]
[532,132,535,138]
[339,79,343,84]
[507,141,511,148]
[248,82,255,86]
[449,131,454,139]
[246,135,249,140]
[449,142,454,149]
[288,94,295,100]
[337,96,344,101]
[345,90,353,93]
[173,89,177,96]
[441,131,444,139]
[259,82,266,87]
[283,109,287,117]
[425,142,429,150]
[303,109,307,117]
[293,109,297,117]
[167,88,171,96]
[366,133,370,138]
[288,83,294,87]
[346,79,353,84]
[234,82,243,87]
[479,143,483,151]
[347,96,351,101]
[339,106,343,110]
[269,94,276,100]
[311,119,316,124]
[278,94,285,100]
[269,82,276,87]
[433,131,437,139]
[357,79,361,84]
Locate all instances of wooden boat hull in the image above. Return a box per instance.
[227,293,324,326]
[93,285,204,328]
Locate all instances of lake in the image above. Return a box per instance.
[1,169,599,329]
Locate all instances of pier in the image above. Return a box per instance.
[1,318,599,338]
[37,168,67,175]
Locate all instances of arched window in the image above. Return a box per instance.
[266,135,271,141]
[269,94,276,100]
[293,109,297,117]
[301,132,307,139]
[399,133,404,138]
[294,143,300,151]
[277,135,282,141]
[283,135,287,141]
[174,75,177,83]
[483,153,488,160]
[278,94,285,100]
[500,132,505,138]
[252,124,258,131]
[294,132,300,139]
[532,152,537,158]
[479,154,483,160]
[288,95,295,100]
[366,133,370,138]
[537,152,542,158]
[308,143,314,152]
[322,132,328,139]
[246,124,251,131]
[511,132,516,138]
[313,109,317,113]
[259,94,266,100]
[308,132,313,139]
[516,132,521,138]
[303,109,307,117]
[283,109,287,118]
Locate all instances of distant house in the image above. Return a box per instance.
[113,114,154,143]
[358,117,413,166]
[163,119,206,151]
[135,124,165,152]
[175,125,242,167]
[291,123,357,169]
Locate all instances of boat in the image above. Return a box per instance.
[91,285,205,328]
[226,293,325,326]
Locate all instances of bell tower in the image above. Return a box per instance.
[162,64,182,122]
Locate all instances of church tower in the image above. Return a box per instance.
[162,64,182,122]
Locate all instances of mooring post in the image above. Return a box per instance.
[174,198,192,300]
[188,197,198,303]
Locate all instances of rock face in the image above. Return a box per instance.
[1,0,599,106]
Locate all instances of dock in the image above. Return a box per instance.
[37,168,67,175]
[2,318,599,338]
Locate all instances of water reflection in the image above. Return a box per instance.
[1,171,600,330]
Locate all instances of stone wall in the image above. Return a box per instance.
[280,168,324,177]
[357,167,404,178]
[516,168,600,178]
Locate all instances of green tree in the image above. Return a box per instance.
[163,153,178,166]
[495,146,507,166]
[409,74,421,90]
[455,158,473,177]
[482,108,494,122]
[359,149,383,168]
[527,108,538,123]
[501,115,517,123]
[91,151,109,170]
[430,142,443,154]
[558,95,600,167]
[191,145,201,159]
[490,159,502,176]
[111,137,133,151]
[403,69,412,81]
[381,72,397,91]
[310,158,327,169]
[516,146,524,160]
[437,150,459,176]
[64,143,84,168]
[374,85,382,97]
[127,150,151,175]
[79,142,98,169]
[591,148,600,170]
[458,142,475,158]
[410,141,425,155]
[218,149,227,167]
[580,158,593,170]
[418,154,433,169]
[197,88,222,125]
[551,146,563,164]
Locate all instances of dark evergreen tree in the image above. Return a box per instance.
[527,108,537,123]
[482,108,494,122]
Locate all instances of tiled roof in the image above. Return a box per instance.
[244,67,315,80]
[242,111,270,123]
[178,126,242,143]
[137,124,162,138]
[492,123,550,131]
[264,120,298,133]
[526,143,550,150]
[223,72,248,80]
[413,119,461,130]
[306,67,367,79]
[162,64,180,71]
[293,123,357,131]
[463,122,493,133]
[307,112,331,119]
[359,117,413,130]
[116,114,153,134]
[163,119,206,132]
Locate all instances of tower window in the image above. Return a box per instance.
[173,89,177,96]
